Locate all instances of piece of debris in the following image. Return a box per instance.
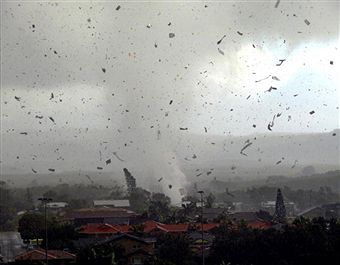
[217,35,226,45]
[267,114,276,131]
[14,96,21,101]
[196,173,202,177]
[113,152,125,162]
[50,93,54,100]
[276,160,282,165]
[158,177,163,182]
[179,127,188,130]
[266,86,277,92]
[330,61,334,65]
[106,159,111,165]
[49,117,55,123]
[169,33,175,38]
[168,184,172,189]
[35,115,43,119]
[32,168,37,174]
[304,19,310,26]
[276,59,286,66]
[217,47,225,55]
[240,141,253,156]
[48,168,55,172]
[255,75,271,83]
[309,110,315,115]
[116,5,121,10]
[237,31,243,36]
[169,100,173,105]
[204,127,208,133]
[192,154,197,159]
[20,132,28,135]
[207,171,212,175]
[102,68,106,73]
[275,0,280,8]
[272,76,280,81]
[97,166,103,170]
[146,24,152,28]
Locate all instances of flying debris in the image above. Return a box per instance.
[272,76,280,81]
[276,160,282,165]
[304,19,311,26]
[192,154,197,159]
[169,100,173,105]
[97,167,103,170]
[237,31,243,36]
[330,61,334,65]
[169,33,175,38]
[106,159,111,165]
[168,184,172,189]
[309,110,315,115]
[146,24,152,28]
[50,93,54,100]
[217,48,225,55]
[204,127,208,133]
[267,114,276,131]
[113,152,125,162]
[240,141,253,156]
[217,35,226,45]
[116,5,121,10]
[275,0,281,8]
[276,59,286,66]
[179,127,188,130]
[20,132,28,135]
[102,68,106,73]
[32,168,37,174]
[255,75,271,83]
[158,177,163,182]
[207,171,212,175]
[48,168,55,172]
[196,173,202,177]
[49,117,55,123]
[265,86,277,92]
[35,115,43,119]
[291,160,298,168]
[14,96,21,101]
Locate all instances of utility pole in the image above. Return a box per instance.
[38,197,52,265]
[197,190,205,265]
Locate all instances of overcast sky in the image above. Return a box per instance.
[1,0,339,201]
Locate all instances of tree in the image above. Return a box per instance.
[156,234,195,265]
[129,187,150,213]
[123,168,136,194]
[205,193,216,208]
[274,188,286,223]
[148,193,171,222]
[18,212,44,242]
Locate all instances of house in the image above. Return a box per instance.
[78,220,220,237]
[93,199,130,208]
[298,202,340,219]
[96,234,156,265]
[64,207,138,226]
[202,208,229,221]
[14,249,75,265]
[46,202,68,209]
[261,201,296,216]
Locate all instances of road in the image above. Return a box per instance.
[0,232,25,263]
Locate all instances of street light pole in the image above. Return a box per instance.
[197,190,205,265]
[38,197,52,265]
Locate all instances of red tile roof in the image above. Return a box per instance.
[247,220,272,229]
[79,221,220,235]
[15,249,75,261]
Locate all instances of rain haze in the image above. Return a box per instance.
[1,0,339,204]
